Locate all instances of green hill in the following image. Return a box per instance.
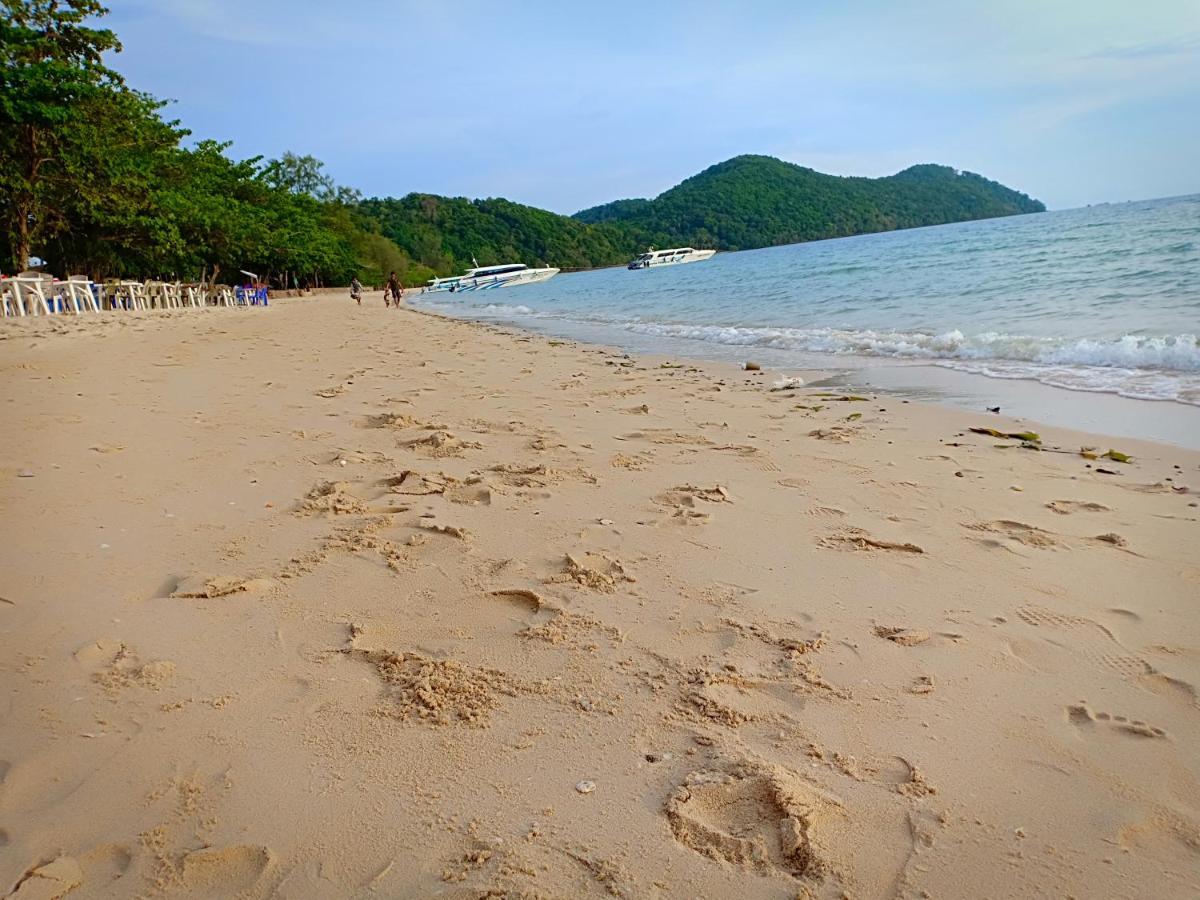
[573,155,1045,251]
[364,156,1043,281]
[359,195,636,282]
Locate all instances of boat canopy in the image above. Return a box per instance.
[465,263,528,278]
[635,248,696,260]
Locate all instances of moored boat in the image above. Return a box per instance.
[423,275,463,293]
[425,263,559,293]
[627,247,716,269]
[455,263,559,291]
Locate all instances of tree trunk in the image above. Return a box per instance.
[12,125,41,271]
[13,198,31,272]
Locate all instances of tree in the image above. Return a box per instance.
[261,152,335,200]
[0,0,125,270]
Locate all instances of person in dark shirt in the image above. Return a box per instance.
[385,271,403,308]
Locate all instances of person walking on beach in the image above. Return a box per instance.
[385,271,403,308]
[350,276,363,306]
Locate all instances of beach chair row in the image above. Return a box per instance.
[1,275,267,317]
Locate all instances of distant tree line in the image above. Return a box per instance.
[0,0,415,287]
[1,2,1044,289]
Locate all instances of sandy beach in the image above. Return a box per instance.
[1,292,1198,899]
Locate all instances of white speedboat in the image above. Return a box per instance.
[627,247,716,269]
[423,275,463,293]
[454,263,559,292]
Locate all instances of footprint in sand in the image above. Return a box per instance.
[402,430,481,458]
[653,484,731,525]
[1014,605,1153,679]
[808,426,856,443]
[75,640,175,695]
[297,480,370,515]
[665,764,844,881]
[84,843,133,877]
[1046,500,1111,515]
[489,588,621,647]
[874,626,932,646]
[379,470,450,497]
[417,521,471,541]
[819,528,924,554]
[345,644,507,726]
[5,856,83,899]
[873,756,938,797]
[547,553,635,593]
[776,477,808,490]
[362,411,420,429]
[176,845,275,896]
[804,505,847,518]
[966,520,1059,549]
[170,573,276,599]
[682,671,810,727]
[444,481,492,506]
[610,452,651,470]
[618,429,713,446]
[713,443,780,472]
[1067,703,1168,739]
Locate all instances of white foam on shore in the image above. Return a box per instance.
[618,322,1200,404]
[619,323,1200,370]
[412,295,1200,405]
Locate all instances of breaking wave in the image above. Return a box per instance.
[618,323,1200,371]
[618,323,1200,404]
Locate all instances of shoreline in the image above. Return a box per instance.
[1,293,1198,898]
[410,296,1200,451]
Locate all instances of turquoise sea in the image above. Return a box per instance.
[412,194,1200,442]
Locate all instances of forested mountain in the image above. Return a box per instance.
[574,155,1045,250]
[359,195,636,281]
[362,158,1043,281]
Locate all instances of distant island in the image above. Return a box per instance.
[364,156,1044,282]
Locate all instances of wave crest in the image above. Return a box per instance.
[620,323,1200,372]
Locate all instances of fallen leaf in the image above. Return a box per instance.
[969,427,1041,443]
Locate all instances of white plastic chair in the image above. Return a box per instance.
[1,277,20,317]
[13,275,52,315]
[119,281,146,311]
[52,276,99,314]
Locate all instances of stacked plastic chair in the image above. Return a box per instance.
[1,274,270,317]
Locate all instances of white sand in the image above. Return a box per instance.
[1,292,1197,898]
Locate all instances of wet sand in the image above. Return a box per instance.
[1,291,1198,898]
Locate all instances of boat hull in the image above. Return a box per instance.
[627,249,716,269]
[456,268,560,292]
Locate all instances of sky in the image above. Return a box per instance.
[102,0,1200,213]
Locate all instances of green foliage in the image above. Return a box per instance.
[0,0,130,268]
[359,194,638,279]
[0,0,400,286]
[574,155,1046,251]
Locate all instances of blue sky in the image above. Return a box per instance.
[104,0,1199,213]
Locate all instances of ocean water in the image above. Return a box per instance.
[412,194,1200,410]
